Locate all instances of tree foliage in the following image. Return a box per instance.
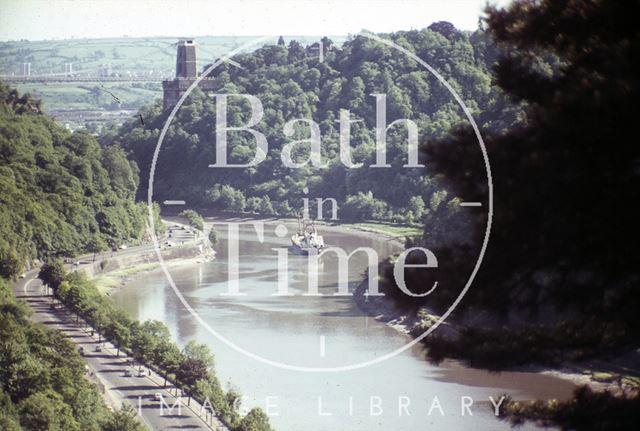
[420,0,640,323]
[0,82,148,277]
[500,386,640,431]
[0,278,123,430]
[103,404,145,431]
[108,26,516,224]
[238,408,273,431]
[179,209,204,231]
[374,0,640,381]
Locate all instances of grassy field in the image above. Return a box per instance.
[0,36,252,77]
[15,81,162,111]
[337,221,423,239]
[93,262,161,293]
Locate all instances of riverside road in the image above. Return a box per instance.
[12,224,227,431]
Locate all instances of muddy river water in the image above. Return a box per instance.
[113,220,574,431]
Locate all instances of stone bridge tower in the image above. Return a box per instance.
[175,39,197,78]
[162,39,217,110]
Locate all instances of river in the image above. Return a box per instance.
[112,219,575,431]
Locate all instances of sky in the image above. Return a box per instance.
[0,0,511,41]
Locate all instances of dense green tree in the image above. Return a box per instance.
[17,390,79,431]
[0,391,21,431]
[103,404,145,431]
[0,240,22,278]
[0,414,21,431]
[106,320,130,357]
[258,195,275,215]
[416,0,640,324]
[153,340,182,387]
[38,258,66,294]
[0,279,118,431]
[208,227,219,245]
[500,386,640,431]
[238,408,273,431]
[342,191,388,220]
[245,196,261,213]
[179,209,204,231]
[109,27,513,224]
[193,375,242,428]
[183,340,215,369]
[131,320,171,367]
[176,357,209,405]
[407,196,426,221]
[363,10,640,422]
[0,82,148,278]
[101,145,140,200]
[87,235,107,262]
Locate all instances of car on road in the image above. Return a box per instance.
[137,368,146,377]
[123,369,133,377]
[154,392,163,401]
[94,345,102,352]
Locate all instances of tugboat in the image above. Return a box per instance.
[291,216,325,255]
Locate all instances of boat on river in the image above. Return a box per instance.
[291,217,325,255]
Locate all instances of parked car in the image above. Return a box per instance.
[137,368,146,377]
[123,369,133,377]
[78,347,85,356]
[94,345,102,352]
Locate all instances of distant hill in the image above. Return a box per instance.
[1,36,260,78]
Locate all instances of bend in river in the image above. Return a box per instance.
[112,219,575,431]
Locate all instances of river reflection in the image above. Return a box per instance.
[113,219,574,431]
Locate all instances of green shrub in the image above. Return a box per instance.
[179,209,204,231]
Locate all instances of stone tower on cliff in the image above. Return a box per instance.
[162,39,217,110]
[175,39,197,78]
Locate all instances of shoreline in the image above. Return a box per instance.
[205,215,411,248]
[93,256,206,294]
[352,278,637,396]
[92,216,410,294]
[89,217,213,293]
